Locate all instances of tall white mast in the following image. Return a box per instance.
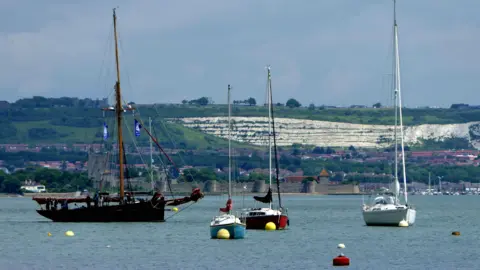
[392,0,400,204]
[228,84,232,201]
[267,66,273,209]
[394,0,408,204]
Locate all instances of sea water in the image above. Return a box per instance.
[0,195,478,270]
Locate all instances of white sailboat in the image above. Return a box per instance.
[362,0,416,227]
[209,84,246,239]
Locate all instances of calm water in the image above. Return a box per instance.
[0,195,478,270]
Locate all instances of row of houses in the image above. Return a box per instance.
[1,143,478,161]
[300,149,480,166]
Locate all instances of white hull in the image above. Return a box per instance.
[362,207,416,226]
[210,214,244,227]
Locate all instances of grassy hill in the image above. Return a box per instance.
[138,104,480,125]
[2,97,480,148]
[6,118,254,150]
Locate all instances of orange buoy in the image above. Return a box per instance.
[333,254,350,266]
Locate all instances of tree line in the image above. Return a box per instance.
[0,167,92,194]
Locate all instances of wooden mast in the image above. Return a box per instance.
[113,8,125,201]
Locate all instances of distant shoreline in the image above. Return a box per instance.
[0,192,364,198]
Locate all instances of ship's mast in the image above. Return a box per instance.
[228,84,232,201]
[394,0,408,205]
[267,66,273,209]
[392,0,399,204]
[113,8,125,201]
[267,66,282,209]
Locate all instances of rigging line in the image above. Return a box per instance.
[119,103,175,195]
[122,115,152,186]
[116,30,137,109]
[131,114,177,193]
[158,117,178,149]
[97,115,112,192]
[105,115,119,190]
[97,22,115,101]
[268,68,283,209]
[150,121,176,199]
[164,201,196,221]
[121,142,134,195]
[113,26,196,191]
[135,117,184,179]
[114,68,171,193]
[151,105,197,183]
[120,103,177,196]
[98,151,110,191]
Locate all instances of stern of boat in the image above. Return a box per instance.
[210,223,246,239]
[406,208,416,225]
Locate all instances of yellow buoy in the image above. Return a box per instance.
[337,243,345,249]
[452,231,460,236]
[172,207,178,212]
[47,232,52,237]
[65,230,75,237]
[217,228,230,239]
[265,222,276,231]
[398,220,409,227]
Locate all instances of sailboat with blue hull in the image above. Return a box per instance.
[210,207,246,239]
[210,84,246,239]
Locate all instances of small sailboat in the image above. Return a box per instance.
[362,0,416,226]
[210,84,246,239]
[240,66,289,230]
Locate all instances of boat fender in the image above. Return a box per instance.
[216,229,230,239]
[265,222,276,231]
[287,219,290,226]
[333,254,350,266]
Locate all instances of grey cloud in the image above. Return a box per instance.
[0,0,478,108]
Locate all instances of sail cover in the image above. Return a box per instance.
[220,198,232,212]
[253,188,273,203]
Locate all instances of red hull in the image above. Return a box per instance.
[243,214,289,230]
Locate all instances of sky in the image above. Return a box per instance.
[0,0,479,108]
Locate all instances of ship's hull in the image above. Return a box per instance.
[362,207,416,226]
[242,214,289,230]
[210,223,246,239]
[36,201,165,222]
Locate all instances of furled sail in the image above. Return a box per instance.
[253,188,273,203]
[220,198,232,213]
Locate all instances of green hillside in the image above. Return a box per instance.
[6,119,254,150]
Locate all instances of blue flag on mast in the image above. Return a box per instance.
[135,119,142,137]
[103,122,108,140]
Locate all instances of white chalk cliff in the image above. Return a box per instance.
[169,117,480,149]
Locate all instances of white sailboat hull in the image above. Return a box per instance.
[362,206,416,226]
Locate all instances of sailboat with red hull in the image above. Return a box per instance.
[32,8,204,222]
[240,66,289,230]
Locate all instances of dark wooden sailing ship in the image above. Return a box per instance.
[32,8,204,222]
